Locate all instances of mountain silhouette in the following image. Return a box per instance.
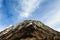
[0,20,60,40]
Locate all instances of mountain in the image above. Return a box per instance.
[0,20,60,40]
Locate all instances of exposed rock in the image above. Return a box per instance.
[0,20,60,40]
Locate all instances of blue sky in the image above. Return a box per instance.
[0,0,60,32]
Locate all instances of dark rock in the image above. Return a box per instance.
[0,20,60,40]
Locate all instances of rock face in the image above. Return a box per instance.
[0,20,60,40]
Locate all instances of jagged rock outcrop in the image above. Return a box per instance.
[0,20,60,40]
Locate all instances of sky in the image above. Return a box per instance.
[0,0,60,32]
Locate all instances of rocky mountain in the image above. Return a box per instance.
[0,20,60,40]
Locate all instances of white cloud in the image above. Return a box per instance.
[20,12,30,18]
[45,10,60,27]
[42,13,60,32]
[18,0,42,18]
[6,25,13,29]
[0,24,13,32]
[0,25,5,32]
[40,0,60,32]
[55,28,60,32]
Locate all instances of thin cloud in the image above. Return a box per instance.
[20,12,30,18]
[44,10,60,27]
[0,13,2,19]
[56,28,60,32]
[19,0,42,18]
[40,0,60,31]
[0,24,13,32]
[0,25,5,32]
[0,0,2,8]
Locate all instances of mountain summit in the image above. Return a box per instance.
[0,20,60,40]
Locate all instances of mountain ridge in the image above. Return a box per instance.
[0,20,60,40]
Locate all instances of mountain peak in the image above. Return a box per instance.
[0,20,60,40]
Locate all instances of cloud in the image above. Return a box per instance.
[0,24,13,32]
[44,10,60,27]
[18,0,42,18]
[20,12,30,18]
[0,13,2,19]
[56,28,60,32]
[40,0,60,31]
[0,0,2,8]
[0,25,5,32]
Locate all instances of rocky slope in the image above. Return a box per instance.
[0,20,60,40]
